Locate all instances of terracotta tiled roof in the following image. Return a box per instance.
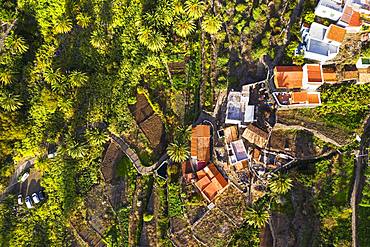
[191,125,211,162]
[307,65,322,82]
[253,148,261,161]
[326,25,346,43]
[204,163,219,178]
[291,92,308,104]
[195,176,211,190]
[291,92,321,104]
[202,182,218,201]
[213,173,228,190]
[242,125,269,148]
[341,6,361,26]
[274,66,303,89]
[194,163,229,202]
[196,169,207,179]
[307,93,320,104]
[322,67,337,83]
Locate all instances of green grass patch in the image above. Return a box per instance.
[116,155,131,178]
[358,206,370,246]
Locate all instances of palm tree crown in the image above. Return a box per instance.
[202,15,222,34]
[167,141,189,163]
[269,175,293,195]
[185,0,205,19]
[244,206,270,228]
[175,18,195,37]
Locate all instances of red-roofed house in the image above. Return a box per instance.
[337,6,362,32]
[273,66,303,89]
[191,125,211,169]
[302,64,324,90]
[194,163,229,202]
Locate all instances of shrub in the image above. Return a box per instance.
[143,213,154,222]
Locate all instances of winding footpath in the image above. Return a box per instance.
[110,134,167,175]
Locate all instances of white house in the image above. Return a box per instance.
[315,0,344,21]
[301,22,346,62]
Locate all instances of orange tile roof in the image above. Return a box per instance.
[291,92,308,104]
[213,173,228,190]
[202,182,218,201]
[326,25,346,43]
[253,149,261,161]
[191,125,211,162]
[196,169,207,179]
[195,176,211,190]
[341,6,361,26]
[322,67,337,83]
[306,65,322,82]
[182,161,193,183]
[307,93,320,104]
[204,163,219,178]
[274,66,303,89]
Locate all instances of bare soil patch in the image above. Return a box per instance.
[214,185,248,226]
[192,207,237,247]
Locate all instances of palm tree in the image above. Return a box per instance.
[167,141,189,163]
[76,13,91,28]
[66,140,88,159]
[174,0,185,15]
[7,35,28,54]
[185,0,205,19]
[202,15,222,34]
[244,206,270,228]
[69,71,88,88]
[0,92,22,111]
[269,175,293,195]
[138,27,166,52]
[90,31,108,51]
[0,69,14,85]
[174,125,191,144]
[54,18,73,34]
[174,18,195,37]
[85,128,108,146]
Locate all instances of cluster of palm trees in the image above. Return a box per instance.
[137,0,222,52]
[244,174,293,229]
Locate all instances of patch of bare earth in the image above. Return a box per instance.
[192,207,237,247]
[214,185,248,226]
[276,110,352,146]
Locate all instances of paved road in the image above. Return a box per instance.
[110,135,166,175]
[0,157,35,201]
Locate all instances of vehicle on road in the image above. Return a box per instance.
[17,195,23,205]
[38,191,45,201]
[32,193,40,204]
[18,171,29,183]
[25,196,32,209]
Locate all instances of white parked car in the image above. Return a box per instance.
[32,193,40,204]
[25,196,33,209]
[17,195,23,205]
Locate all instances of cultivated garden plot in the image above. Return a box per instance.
[192,207,237,246]
[214,185,248,226]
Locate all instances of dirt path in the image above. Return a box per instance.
[350,117,370,247]
[273,123,342,147]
